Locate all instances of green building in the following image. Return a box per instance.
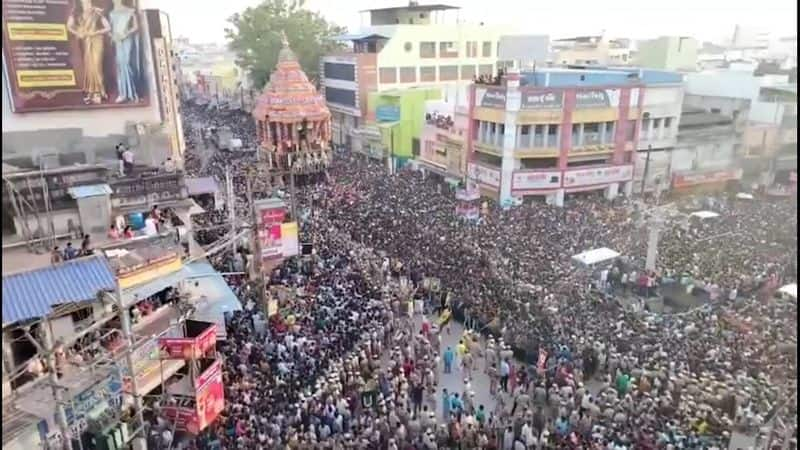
[365,88,441,167]
[635,36,698,72]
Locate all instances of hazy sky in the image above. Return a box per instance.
[150,0,797,45]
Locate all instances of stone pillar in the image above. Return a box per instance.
[500,73,521,207]
[604,182,619,200]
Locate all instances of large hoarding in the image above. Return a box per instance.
[161,360,225,434]
[563,164,633,188]
[2,0,149,112]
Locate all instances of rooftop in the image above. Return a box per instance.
[360,3,459,13]
[520,67,683,87]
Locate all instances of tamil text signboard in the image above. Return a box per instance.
[2,0,150,112]
[672,168,743,188]
[562,165,633,188]
[467,163,501,188]
[512,170,562,191]
[520,91,564,110]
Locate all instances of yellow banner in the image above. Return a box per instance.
[16,69,76,88]
[119,258,183,289]
[6,23,68,41]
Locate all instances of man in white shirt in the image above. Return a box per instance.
[122,147,134,174]
[143,214,158,236]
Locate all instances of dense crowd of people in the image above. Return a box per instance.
[162,99,797,449]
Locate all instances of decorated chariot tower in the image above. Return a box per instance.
[252,32,332,184]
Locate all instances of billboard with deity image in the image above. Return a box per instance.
[2,0,150,112]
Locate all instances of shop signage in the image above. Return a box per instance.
[1,0,149,112]
[455,188,480,202]
[563,165,633,188]
[520,91,564,110]
[575,89,619,108]
[280,222,300,257]
[512,170,562,190]
[376,105,401,122]
[478,88,507,109]
[112,173,187,208]
[672,168,743,188]
[467,163,501,188]
[63,373,123,434]
[158,323,217,360]
[161,360,225,434]
[455,204,480,220]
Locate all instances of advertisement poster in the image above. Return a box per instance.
[194,360,225,432]
[2,0,150,112]
[280,222,299,257]
[467,163,501,188]
[257,204,286,260]
[158,324,217,360]
[575,89,619,109]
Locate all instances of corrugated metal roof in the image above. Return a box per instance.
[2,255,116,325]
[332,32,389,41]
[67,183,112,199]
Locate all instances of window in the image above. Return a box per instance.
[547,124,559,147]
[412,138,421,157]
[460,65,476,80]
[653,118,662,131]
[404,42,413,52]
[439,41,459,58]
[533,124,546,147]
[583,122,601,145]
[478,64,493,76]
[379,67,397,83]
[420,66,436,82]
[640,118,651,137]
[603,121,615,143]
[520,125,531,135]
[420,42,436,58]
[71,306,93,325]
[572,124,581,146]
[323,62,355,81]
[482,41,492,57]
[325,87,356,107]
[439,65,458,81]
[399,67,416,83]
[466,41,478,58]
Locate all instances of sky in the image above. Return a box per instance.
[151,0,797,46]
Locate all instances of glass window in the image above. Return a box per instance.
[460,65,476,80]
[439,42,459,58]
[604,121,616,143]
[626,120,636,141]
[323,63,355,81]
[583,122,601,145]
[379,67,397,83]
[482,41,492,57]
[420,66,436,82]
[439,65,458,81]
[478,64,494,76]
[547,124,559,147]
[420,42,436,58]
[325,87,356,107]
[572,124,581,146]
[399,67,416,83]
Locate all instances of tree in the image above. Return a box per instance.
[225,0,346,89]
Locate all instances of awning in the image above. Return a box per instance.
[2,255,116,325]
[183,262,242,339]
[331,32,389,41]
[121,266,189,308]
[68,184,112,199]
[185,177,220,196]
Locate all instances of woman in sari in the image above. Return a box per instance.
[109,0,140,103]
[67,0,111,104]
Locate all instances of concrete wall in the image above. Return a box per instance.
[368,88,441,158]
[635,37,698,71]
[1,13,168,169]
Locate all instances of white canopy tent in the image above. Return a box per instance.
[571,247,620,267]
[689,211,720,219]
[777,283,797,300]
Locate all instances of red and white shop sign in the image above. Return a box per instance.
[562,165,633,188]
[467,163,501,188]
[512,170,562,190]
[672,168,743,188]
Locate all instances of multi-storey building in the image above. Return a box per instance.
[320,3,504,153]
[464,67,684,207]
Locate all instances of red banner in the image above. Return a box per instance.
[672,169,742,188]
[161,360,225,434]
[158,324,217,360]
